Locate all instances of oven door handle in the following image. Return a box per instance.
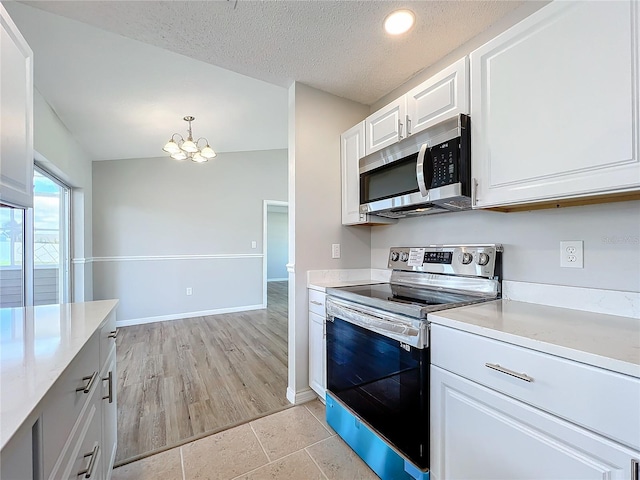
[326,299,422,341]
[416,143,431,198]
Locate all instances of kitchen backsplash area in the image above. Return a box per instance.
[371,199,640,293]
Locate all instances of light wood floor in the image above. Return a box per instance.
[115,281,289,465]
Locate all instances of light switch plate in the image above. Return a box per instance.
[332,244,341,259]
[560,241,583,268]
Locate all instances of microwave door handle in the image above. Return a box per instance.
[416,143,430,197]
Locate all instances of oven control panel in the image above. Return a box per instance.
[387,244,502,278]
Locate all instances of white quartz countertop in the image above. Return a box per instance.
[429,299,640,378]
[307,268,391,292]
[308,279,385,291]
[0,300,119,450]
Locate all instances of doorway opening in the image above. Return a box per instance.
[262,200,289,308]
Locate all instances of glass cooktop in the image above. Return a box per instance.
[327,282,489,319]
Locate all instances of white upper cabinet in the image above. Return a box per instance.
[0,4,33,208]
[364,57,469,157]
[341,122,367,225]
[340,122,396,226]
[471,0,640,209]
[364,97,406,156]
[407,57,469,136]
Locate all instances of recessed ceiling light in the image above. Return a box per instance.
[384,9,415,35]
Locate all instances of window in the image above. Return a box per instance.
[0,204,25,307]
[33,167,71,305]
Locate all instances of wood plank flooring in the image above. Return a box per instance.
[115,281,289,465]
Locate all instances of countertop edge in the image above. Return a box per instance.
[0,299,119,451]
[428,300,640,379]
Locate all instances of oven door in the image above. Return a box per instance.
[326,298,429,469]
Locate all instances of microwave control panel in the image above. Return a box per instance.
[430,138,459,188]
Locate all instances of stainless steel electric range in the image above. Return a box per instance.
[324,244,503,480]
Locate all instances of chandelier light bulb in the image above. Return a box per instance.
[192,152,207,163]
[181,139,198,153]
[171,151,187,161]
[163,140,180,154]
[200,145,217,159]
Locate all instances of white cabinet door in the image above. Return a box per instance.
[101,348,117,480]
[430,365,640,480]
[407,57,469,136]
[364,97,406,155]
[0,4,33,208]
[341,122,367,225]
[471,0,640,208]
[308,310,326,399]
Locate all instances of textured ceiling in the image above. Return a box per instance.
[6,0,530,161]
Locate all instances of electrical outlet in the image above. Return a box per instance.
[251,241,257,249]
[331,243,341,259]
[560,241,583,268]
[186,287,193,296]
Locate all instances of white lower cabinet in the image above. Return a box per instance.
[101,347,117,480]
[308,288,326,400]
[430,324,640,480]
[431,366,639,480]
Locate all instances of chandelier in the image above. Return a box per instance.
[162,116,217,163]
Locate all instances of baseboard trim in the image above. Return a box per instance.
[286,386,318,405]
[116,304,265,327]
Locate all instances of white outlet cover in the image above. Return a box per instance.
[560,241,583,268]
[331,243,341,259]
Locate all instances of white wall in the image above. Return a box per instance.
[92,149,287,323]
[33,89,94,302]
[371,201,640,292]
[267,210,288,281]
[287,82,371,402]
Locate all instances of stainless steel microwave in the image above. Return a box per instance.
[359,114,471,218]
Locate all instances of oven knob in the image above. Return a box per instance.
[400,252,409,262]
[391,251,400,262]
[461,252,473,265]
[477,253,490,266]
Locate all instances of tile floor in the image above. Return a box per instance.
[111,399,379,480]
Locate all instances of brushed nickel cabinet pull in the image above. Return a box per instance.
[632,459,639,480]
[485,363,533,383]
[310,300,323,306]
[78,445,99,478]
[406,115,412,136]
[102,371,113,403]
[398,119,404,140]
[108,329,119,339]
[76,371,99,394]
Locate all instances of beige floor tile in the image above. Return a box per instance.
[110,447,183,480]
[304,399,334,434]
[235,450,325,480]
[306,436,379,480]
[182,423,269,480]
[250,406,332,461]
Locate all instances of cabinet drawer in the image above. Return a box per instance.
[431,324,640,450]
[42,332,100,479]
[98,310,117,367]
[308,289,326,317]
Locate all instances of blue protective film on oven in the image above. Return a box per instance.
[325,393,428,480]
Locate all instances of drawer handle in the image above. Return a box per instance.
[310,301,323,306]
[76,372,99,394]
[108,329,119,339]
[78,445,99,478]
[102,371,113,403]
[632,459,639,480]
[485,363,533,383]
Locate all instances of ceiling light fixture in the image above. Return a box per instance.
[162,116,216,163]
[384,9,415,35]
